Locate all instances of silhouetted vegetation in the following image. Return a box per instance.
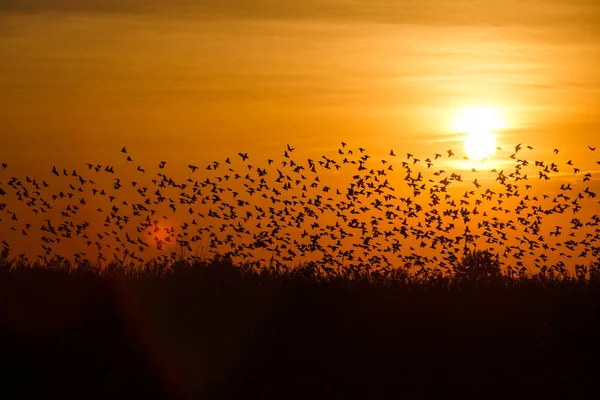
[1,253,600,398]
[455,248,502,282]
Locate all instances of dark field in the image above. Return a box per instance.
[1,257,600,399]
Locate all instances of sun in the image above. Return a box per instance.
[464,131,496,161]
[451,106,507,161]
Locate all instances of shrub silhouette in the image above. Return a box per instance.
[590,258,600,283]
[456,248,501,282]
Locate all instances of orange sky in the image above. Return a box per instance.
[1,1,599,271]
[1,1,599,163]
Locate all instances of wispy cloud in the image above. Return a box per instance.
[2,1,600,33]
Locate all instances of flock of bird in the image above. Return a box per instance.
[1,142,599,277]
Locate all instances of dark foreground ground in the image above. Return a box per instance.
[1,263,600,399]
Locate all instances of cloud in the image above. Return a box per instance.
[0,1,350,18]
[2,0,600,31]
[1,0,147,14]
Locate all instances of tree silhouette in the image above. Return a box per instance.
[455,248,501,282]
[589,258,600,283]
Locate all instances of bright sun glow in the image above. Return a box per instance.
[451,106,507,161]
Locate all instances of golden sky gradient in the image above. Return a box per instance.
[1,1,599,269]
[1,1,599,165]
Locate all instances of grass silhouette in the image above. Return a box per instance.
[1,251,600,398]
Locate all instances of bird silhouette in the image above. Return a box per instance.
[0,141,598,279]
